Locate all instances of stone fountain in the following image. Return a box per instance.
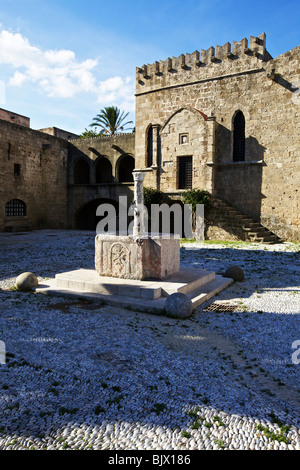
[36,171,233,316]
[95,171,180,281]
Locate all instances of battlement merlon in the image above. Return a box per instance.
[136,33,272,89]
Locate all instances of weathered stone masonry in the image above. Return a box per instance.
[0,32,299,241]
[67,133,135,229]
[135,33,300,241]
[0,118,68,232]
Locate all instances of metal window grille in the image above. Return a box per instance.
[178,156,193,189]
[5,199,26,217]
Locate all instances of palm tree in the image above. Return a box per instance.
[89,106,133,135]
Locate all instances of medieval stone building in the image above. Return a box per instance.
[134,32,300,242]
[0,109,69,233]
[0,32,299,241]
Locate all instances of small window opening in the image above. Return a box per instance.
[14,164,21,176]
[179,133,189,144]
[5,199,26,217]
[233,111,245,162]
[147,126,153,167]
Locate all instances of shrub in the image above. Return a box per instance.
[181,189,211,212]
[143,187,168,210]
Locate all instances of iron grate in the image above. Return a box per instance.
[204,302,238,313]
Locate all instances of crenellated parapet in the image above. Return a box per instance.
[136,33,272,94]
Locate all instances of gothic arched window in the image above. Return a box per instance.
[146,125,153,167]
[233,111,245,162]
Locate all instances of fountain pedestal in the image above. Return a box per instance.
[95,233,180,281]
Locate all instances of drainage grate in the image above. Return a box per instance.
[204,302,238,313]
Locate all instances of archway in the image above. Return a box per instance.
[95,156,113,184]
[75,198,119,231]
[117,155,135,182]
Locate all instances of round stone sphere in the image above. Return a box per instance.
[165,292,193,319]
[15,272,39,291]
[224,265,244,282]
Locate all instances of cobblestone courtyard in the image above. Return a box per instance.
[0,230,299,450]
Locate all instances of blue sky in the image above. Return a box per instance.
[0,0,299,134]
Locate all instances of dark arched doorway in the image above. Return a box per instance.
[75,198,119,231]
[95,156,113,184]
[118,155,135,182]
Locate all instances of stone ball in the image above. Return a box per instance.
[224,265,244,281]
[165,292,193,319]
[15,272,39,291]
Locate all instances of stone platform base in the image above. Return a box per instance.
[36,267,233,315]
[95,234,180,280]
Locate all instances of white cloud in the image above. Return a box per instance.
[9,71,28,87]
[0,28,135,109]
[97,76,135,111]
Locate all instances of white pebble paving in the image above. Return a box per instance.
[0,231,299,450]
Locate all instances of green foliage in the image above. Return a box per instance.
[89,106,133,135]
[215,439,226,449]
[143,187,168,211]
[181,431,191,439]
[255,424,290,444]
[181,189,211,212]
[213,416,226,427]
[79,128,101,138]
[150,403,167,415]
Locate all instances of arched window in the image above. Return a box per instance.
[95,157,113,184]
[118,155,135,182]
[146,125,153,167]
[5,199,26,217]
[74,159,90,184]
[233,111,245,162]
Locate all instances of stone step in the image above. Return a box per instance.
[187,275,233,309]
[36,268,232,316]
[54,267,216,301]
[160,269,215,296]
[243,225,266,232]
[247,230,269,237]
[211,197,282,244]
[55,269,163,300]
[255,235,281,244]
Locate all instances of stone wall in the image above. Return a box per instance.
[135,33,300,241]
[0,118,68,232]
[38,127,79,141]
[67,133,135,229]
[0,108,30,128]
